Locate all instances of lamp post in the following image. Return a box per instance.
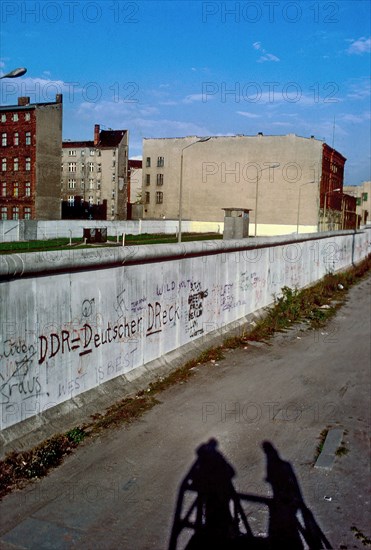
[178,137,211,243]
[254,163,280,237]
[323,187,341,230]
[296,180,315,233]
[0,67,27,79]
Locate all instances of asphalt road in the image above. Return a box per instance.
[0,274,370,549]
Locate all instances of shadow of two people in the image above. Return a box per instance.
[169,438,332,550]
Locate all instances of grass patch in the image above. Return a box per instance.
[247,254,371,342]
[335,445,349,457]
[314,428,330,462]
[351,526,371,546]
[1,255,370,499]
[0,429,87,499]
[0,233,222,254]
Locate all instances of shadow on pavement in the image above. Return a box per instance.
[168,438,332,550]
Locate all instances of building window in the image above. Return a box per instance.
[156,191,163,204]
[81,150,85,156]
[24,207,31,220]
[1,206,7,220]
[13,182,19,197]
[13,113,19,122]
[362,192,368,201]
[14,132,19,146]
[89,149,95,156]
[68,150,76,156]
[89,180,94,190]
[88,196,94,205]
[97,164,101,172]
[25,157,31,171]
[12,206,19,220]
[67,195,75,205]
[25,113,30,121]
[112,189,115,198]
[25,132,31,145]
[1,115,6,123]
[146,157,151,167]
[1,133,7,146]
[156,174,164,186]
[14,158,19,171]
[89,162,94,172]
[25,181,31,196]
[1,158,6,171]
[1,182,6,197]
[157,156,164,167]
[145,192,150,204]
[112,151,116,157]
[68,179,76,189]
[146,174,150,185]
[68,162,76,172]
[112,175,115,182]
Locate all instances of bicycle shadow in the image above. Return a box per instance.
[168,438,332,550]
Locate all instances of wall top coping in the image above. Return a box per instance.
[0,230,367,281]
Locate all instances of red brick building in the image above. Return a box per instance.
[320,144,356,229]
[0,95,62,220]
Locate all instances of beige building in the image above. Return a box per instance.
[62,124,128,220]
[343,181,370,226]
[142,133,349,235]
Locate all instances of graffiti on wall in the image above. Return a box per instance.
[0,340,41,406]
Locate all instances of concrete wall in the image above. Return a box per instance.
[0,219,223,242]
[1,229,370,447]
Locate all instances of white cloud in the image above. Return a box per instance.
[236,111,260,118]
[346,78,371,100]
[257,53,280,63]
[271,122,294,127]
[347,37,371,55]
[252,41,280,63]
[183,93,207,104]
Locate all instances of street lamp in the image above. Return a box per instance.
[254,163,280,237]
[323,187,341,230]
[178,137,211,243]
[0,67,27,79]
[296,180,315,233]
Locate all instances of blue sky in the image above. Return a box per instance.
[1,0,370,183]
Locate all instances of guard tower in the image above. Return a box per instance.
[222,208,251,240]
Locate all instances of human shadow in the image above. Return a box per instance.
[168,438,332,550]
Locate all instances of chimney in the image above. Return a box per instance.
[18,97,30,106]
[94,124,100,146]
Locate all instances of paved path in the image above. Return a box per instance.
[0,275,370,549]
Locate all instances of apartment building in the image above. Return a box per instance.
[343,181,370,226]
[142,133,353,235]
[0,95,62,220]
[61,124,128,220]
